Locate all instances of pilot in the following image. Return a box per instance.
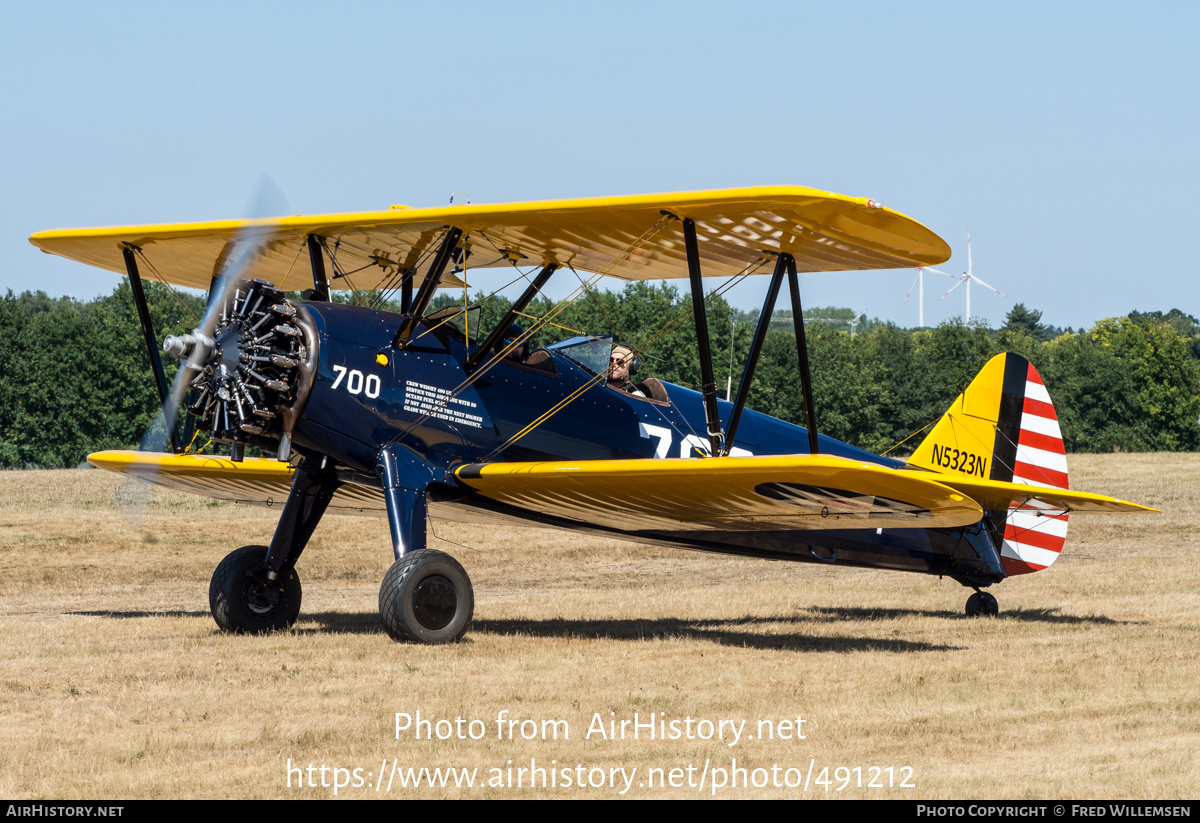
[608,343,646,397]
[497,324,530,362]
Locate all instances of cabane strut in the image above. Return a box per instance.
[394,228,464,348]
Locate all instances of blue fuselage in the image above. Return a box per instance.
[291,302,1006,587]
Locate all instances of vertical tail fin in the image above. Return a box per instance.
[908,353,1069,575]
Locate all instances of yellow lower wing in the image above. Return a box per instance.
[89,450,1152,531]
[86,451,386,515]
[455,455,983,532]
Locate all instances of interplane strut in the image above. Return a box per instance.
[682,218,724,456]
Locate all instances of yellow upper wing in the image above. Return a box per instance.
[31,186,950,291]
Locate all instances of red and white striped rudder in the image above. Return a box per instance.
[999,361,1070,575]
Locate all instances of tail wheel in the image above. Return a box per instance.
[965,590,999,617]
[209,545,302,633]
[379,549,473,644]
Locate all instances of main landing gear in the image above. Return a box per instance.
[204,450,474,643]
[379,550,474,643]
[209,545,302,633]
[207,457,332,636]
[965,589,999,617]
[374,448,473,643]
[206,544,474,643]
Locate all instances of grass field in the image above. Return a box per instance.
[0,453,1196,799]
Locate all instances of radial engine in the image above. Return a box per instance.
[163,280,317,461]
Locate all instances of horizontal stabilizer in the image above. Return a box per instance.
[907,352,1156,575]
[897,470,1156,514]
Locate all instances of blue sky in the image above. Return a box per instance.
[5,1,1195,330]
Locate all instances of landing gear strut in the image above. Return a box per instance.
[965,589,999,617]
[207,457,336,635]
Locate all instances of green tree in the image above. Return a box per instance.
[1003,303,1046,338]
[1040,331,1135,451]
[857,323,940,455]
[0,283,203,468]
[1091,317,1200,450]
[1041,317,1200,452]
[913,319,999,407]
[1128,308,1200,361]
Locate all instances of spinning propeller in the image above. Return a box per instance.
[120,179,298,522]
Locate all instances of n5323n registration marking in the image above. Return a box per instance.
[930,444,987,477]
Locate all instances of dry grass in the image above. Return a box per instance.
[0,454,1196,799]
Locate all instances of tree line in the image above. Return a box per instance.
[2,281,1197,469]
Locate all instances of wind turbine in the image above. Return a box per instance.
[938,231,1007,323]
[903,266,961,327]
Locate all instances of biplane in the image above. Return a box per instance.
[29,186,1153,643]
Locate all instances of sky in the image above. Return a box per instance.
[4,0,1196,331]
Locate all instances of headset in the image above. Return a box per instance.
[611,342,641,376]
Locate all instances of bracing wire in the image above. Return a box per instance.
[386,214,680,449]
[484,251,774,459]
[134,249,201,325]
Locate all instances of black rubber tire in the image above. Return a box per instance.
[379,549,473,644]
[209,545,302,633]
[965,591,999,617]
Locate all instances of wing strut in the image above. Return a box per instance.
[401,272,413,314]
[683,218,724,456]
[725,252,787,453]
[467,263,558,371]
[393,227,464,348]
[305,235,331,301]
[787,255,820,455]
[121,246,179,453]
